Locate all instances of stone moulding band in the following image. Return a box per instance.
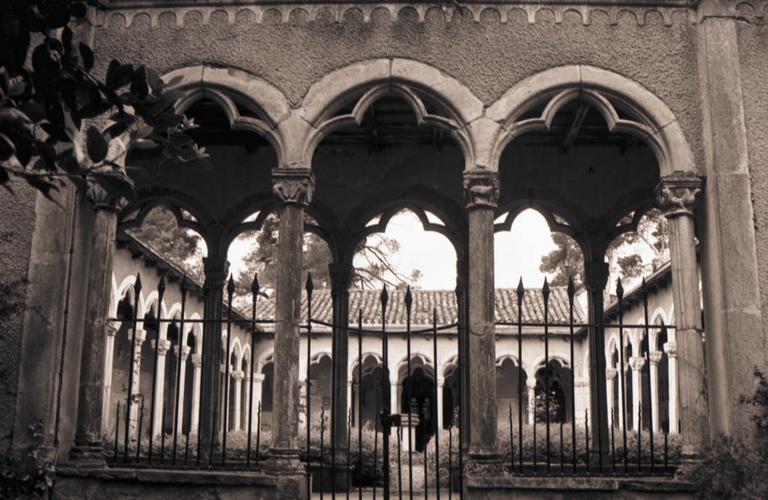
[100,1,761,29]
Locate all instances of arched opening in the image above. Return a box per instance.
[351,355,384,429]
[107,290,135,435]
[398,357,436,452]
[162,316,181,435]
[308,354,333,428]
[442,362,460,430]
[260,359,274,431]
[624,341,634,430]
[139,302,159,440]
[534,360,572,423]
[496,357,529,426]
[656,320,671,432]
[181,328,197,435]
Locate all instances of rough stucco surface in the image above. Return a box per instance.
[92,9,703,169]
[738,21,768,371]
[0,183,36,448]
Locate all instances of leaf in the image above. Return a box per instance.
[24,175,59,201]
[31,44,58,74]
[62,27,73,49]
[90,169,135,201]
[145,67,164,94]
[20,102,45,123]
[0,133,14,161]
[44,3,72,29]
[103,121,128,139]
[79,43,94,71]
[85,126,108,163]
[130,66,148,99]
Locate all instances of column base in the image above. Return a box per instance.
[465,450,505,476]
[312,456,352,492]
[263,448,307,500]
[69,440,107,468]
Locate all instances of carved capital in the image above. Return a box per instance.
[85,181,124,212]
[191,353,203,367]
[232,370,245,381]
[606,367,618,379]
[253,373,265,383]
[156,339,172,356]
[328,262,353,296]
[203,257,230,288]
[463,170,499,210]
[649,351,663,365]
[655,171,702,219]
[629,356,646,371]
[664,341,678,357]
[272,168,314,206]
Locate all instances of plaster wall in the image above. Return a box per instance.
[93,3,704,170]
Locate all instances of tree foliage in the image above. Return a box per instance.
[539,233,584,291]
[0,0,208,200]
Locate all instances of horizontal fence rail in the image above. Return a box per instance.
[104,270,679,493]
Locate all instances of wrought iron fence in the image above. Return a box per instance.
[106,269,678,496]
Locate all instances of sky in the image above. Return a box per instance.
[225,208,559,291]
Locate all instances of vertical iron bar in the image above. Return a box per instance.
[516,279,525,474]
[532,407,537,473]
[184,427,190,465]
[347,411,352,500]
[424,412,428,500]
[642,279,655,472]
[247,274,259,467]
[567,278,576,474]
[373,413,378,500]
[331,296,337,498]
[136,396,145,463]
[663,429,668,473]
[114,402,120,462]
[455,284,464,500]
[448,426,453,500]
[433,309,440,500]
[611,414,616,473]
[508,403,513,470]
[196,290,206,467]
[321,408,325,500]
[209,283,222,466]
[638,411,642,473]
[543,279,551,474]
[381,287,390,500]
[358,309,363,500]
[405,287,414,500]
[397,426,403,500]
[256,402,262,465]
[584,409,589,474]
[124,273,141,462]
[307,273,314,499]
[148,273,166,464]
[172,277,189,465]
[617,279,629,474]
[222,276,235,464]
[560,419,564,474]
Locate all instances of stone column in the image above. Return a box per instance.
[267,168,314,479]
[616,369,625,430]
[649,351,662,432]
[175,346,191,434]
[584,261,610,456]
[630,356,645,431]
[232,370,244,431]
[390,373,399,415]
[101,324,118,435]
[463,169,499,463]
[329,263,352,454]
[527,382,536,426]
[656,172,707,453]
[697,0,764,439]
[437,377,445,432]
[189,353,202,434]
[198,257,229,454]
[151,339,171,437]
[71,185,121,463]
[606,368,617,428]
[665,342,680,433]
[129,330,146,437]
[251,373,265,433]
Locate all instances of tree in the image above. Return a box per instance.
[0,0,208,200]
[127,207,204,282]
[539,233,585,291]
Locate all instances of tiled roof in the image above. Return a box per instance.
[249,287,585,328]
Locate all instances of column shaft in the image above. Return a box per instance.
[329,263,352,453]
[649,352,662,432]
[72,203,118,462]
[585,261,610,456]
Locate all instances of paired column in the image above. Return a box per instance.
[175,346,191,434]
[151,339,172,437]
[527,382,536,426]
[71,184,121,463]
[606,368,617,428]
[268,168,314,471]
[232,370,244,431]
[189,353,202,433]
[101,324,118,435]
[198,256,229,454]
[649,351,662,431]
[329,263,352,454]
[463,170,499,461]
[656,172,707,455]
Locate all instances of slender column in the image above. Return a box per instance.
[665,342,680,433]
[606,368,617,428]
[129,330,146,437]
[390,373,399,415]
[616,369,625,430]
[175,346,191,434]
[101,324,118,435]
[232,370,244,431]
[649,352,662,432]
[71,185,122,463]
[329,263,352,453]
[656,172,707,454]
[199,257,229,454]
[527,382,536,426]
[630,357,645,431]
[584,261,610,455]
[347,380,354,427]
[268,168,314,473]
[189,353,202,434]
[152,339,171,437]
[463,169,499,461]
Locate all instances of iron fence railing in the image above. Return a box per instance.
[105,270,678,496]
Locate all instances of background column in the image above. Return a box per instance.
[665,341,679,433]
[584,258,610,458]
[649,351,662,432]
[630,356,645,431]
[329,263,352,457]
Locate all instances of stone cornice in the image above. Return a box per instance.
[101,1,761,29]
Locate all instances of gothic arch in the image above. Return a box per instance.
[487,65,696,176]
[298,58,483,170]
